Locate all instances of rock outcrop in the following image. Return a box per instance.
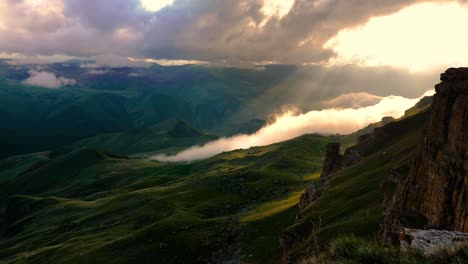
[400,228,468,255]
[319,143,343,178]
[384,68,468,239]
[298,183,318,211]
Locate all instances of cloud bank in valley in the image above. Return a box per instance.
[152,90,433,162]
[23,70,76,88]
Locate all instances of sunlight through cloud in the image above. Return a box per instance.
[140,0,174,12]
[262,0,295,19]
[325,2,468,72]
[152,90,434,162]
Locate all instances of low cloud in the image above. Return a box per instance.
[152,90,434,162]
[23,70,76,88]
[128,72,142,77]
[80,55,151,68]
[323,92,383,109]
[87,69,110,75]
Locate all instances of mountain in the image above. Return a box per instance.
[281,68,467,263]
[0,68,466,263]
[0,135,331,263]
[0,63,298,158]
[0,61,433,159]
[68,119,218,156]
[281,104,430,263]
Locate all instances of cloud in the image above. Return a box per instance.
[23,70,76,88]
[325,2,468,72]
[87,69,110,75]
[152,90,434,162]
[1,0,464,67]
[323,92,383,109]
[80,54,151,68]
[128,72,142,77]
[227,64,438,123]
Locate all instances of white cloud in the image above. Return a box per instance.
[152,90,434,162]
[128,72,142,77]
[87,69,110,75]
[0,53,75,65]
[129,57,208,66]
[23,70,76,88]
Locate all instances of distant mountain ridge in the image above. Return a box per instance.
[69,119,218,156]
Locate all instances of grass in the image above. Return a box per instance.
[301,235,468,264]
[0,104,435,263]
[0,134,330,263]
[69,119,218,157]
[283,110,429,262]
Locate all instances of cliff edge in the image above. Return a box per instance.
[384,68,468,240]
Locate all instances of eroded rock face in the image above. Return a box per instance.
[298,183,317,211]
[320,143,343,178]
[385,68,468,238]
[400,228,468,255]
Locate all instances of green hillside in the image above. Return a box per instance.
[68,119,218,156]
[282,109,431,262]
[0,135,330,263]
[1,86,463,263]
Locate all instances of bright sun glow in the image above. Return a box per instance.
[325,2,468,72]
[262,0,295,18]
[140,0,174,12]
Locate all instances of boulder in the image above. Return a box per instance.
[400,228,468,255]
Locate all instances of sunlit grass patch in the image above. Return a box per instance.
[241,191,302,222]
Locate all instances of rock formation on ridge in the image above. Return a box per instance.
[384,68,468,239]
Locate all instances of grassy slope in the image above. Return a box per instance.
[0,135,330,263]
[283,110,430,261]
[68,119,218,156]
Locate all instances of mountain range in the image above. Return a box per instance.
[0,65,466,264]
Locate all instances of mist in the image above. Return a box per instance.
[23,70,76,88]
[152,90,434,162]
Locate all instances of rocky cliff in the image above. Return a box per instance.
[384,68,468,240]
[319,143,343,178]
[319,141,365,179]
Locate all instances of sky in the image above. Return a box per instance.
[1,0,466,161]
[1,0,468,71]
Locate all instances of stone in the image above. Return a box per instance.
[320,143,343,178]
[400,228,468,255]
[298,183,318,211]
[384,68,468,239]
